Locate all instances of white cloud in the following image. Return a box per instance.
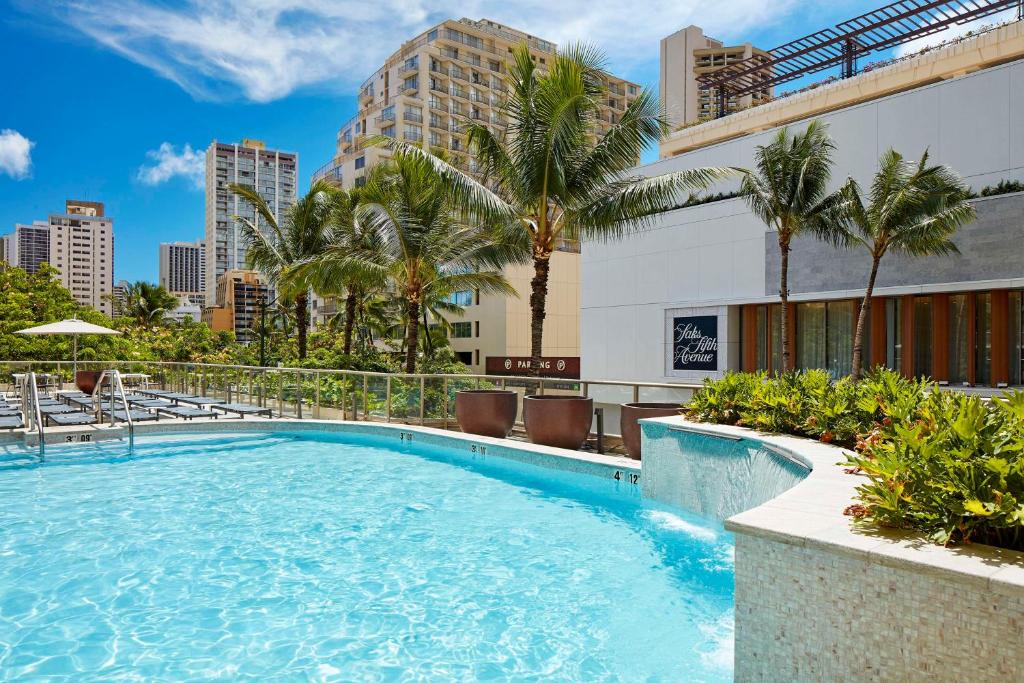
[29,0,801,102]
[0,129,34,180]
[137,142,204,189]
[894,8,1018,58]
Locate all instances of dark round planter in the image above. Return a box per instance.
[620,402,681,460]
[75,370,102,395]
[455,390,518,438]
[523,395,594,450]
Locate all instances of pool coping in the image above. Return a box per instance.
[640,415,1024,593]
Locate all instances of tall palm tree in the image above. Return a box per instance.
[229,179,341,360]
[303,156,522,372]
[739,121,847,370]
[379,43,725,374]
[842,149,975,379]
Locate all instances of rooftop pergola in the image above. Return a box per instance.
[697,0,1022,111]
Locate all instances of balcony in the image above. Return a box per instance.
[448,68,468,81]
[404,130,423,142]
[398,61,418,75]
[359,85,374,102]
[449,87,469,100]
[403,111,424,123]
[428,117,446,130]
[374,112,396,125]
[401,80,419,94]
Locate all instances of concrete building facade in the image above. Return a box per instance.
[205,139,296,305]
[312,17,641,188]
[659,25,771,128]
[202,269,268,345]
[583,20,1024,388]
[446,246,580,375]
[47,200,114,316]
[159,240,206,304]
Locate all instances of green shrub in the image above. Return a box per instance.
[685,368,1024,550]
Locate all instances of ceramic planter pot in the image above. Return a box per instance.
[523,395,594,450]
[75,370,102,395]
[455,390,518,438]
[620,402,681,460]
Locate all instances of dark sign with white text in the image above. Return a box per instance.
[485,356,580,379]
[672,316,718,371]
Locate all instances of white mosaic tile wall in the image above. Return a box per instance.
[734,532,1024,682]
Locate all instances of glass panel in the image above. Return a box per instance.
[913,297,932,379]
[797,302,826,371]
[976,292,992,386]
[826,301,854,378]
[949,294,969,384]
[769,304,782,373]
[755,306,768,371]
[886,298,902,372]
[1011,292,1022,386]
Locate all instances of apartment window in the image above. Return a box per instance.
[428,29,438,41]
[449,290,473,306]
[455,351,472,365]
[354,156,365,170]
[474,321,480,338]
[451,322,472,338]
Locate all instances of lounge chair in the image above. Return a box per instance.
[173,396,225,408]
[45,412,96,427]
[127,398,171,408]
[211,403,273,419]
[155,405,219,421]
[0,408,21,417]
[99,408,160,422]
[0,415,24,430]
[39,404,80,415]
[139,389,176,397]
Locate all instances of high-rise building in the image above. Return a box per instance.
[204,139,297,305]
[659,25,771,128]
[112,280,130,317]
[159,240,206,304]
[1,222,52,273]
[311,17,642,188]
[201,269,269,345]
[47,200,114,315]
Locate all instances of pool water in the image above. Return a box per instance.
[0,432,734,681]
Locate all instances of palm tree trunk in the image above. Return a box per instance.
[296,292,309,360]
[851,255,881,380]
[422,309,434,354]
[778,233,792,372]
[343,292,357,356]
[405,298,420,373]
[529,250,552,376]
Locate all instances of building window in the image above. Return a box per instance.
[976,292,992,386]
[449,290,473,306]
[451,322,472,338]
[886,298,902,373]
[474,321,480,337]
[455,351,472,365]
[949,294,970,384]
[913,296,933,379]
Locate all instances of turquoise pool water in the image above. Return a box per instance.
[0,432,734,681]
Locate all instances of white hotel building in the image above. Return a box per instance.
[583,19,1024,390]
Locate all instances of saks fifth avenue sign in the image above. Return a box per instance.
[672,316,718,371]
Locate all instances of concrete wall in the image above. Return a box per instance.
[582,56,1024,383]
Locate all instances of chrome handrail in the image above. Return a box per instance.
[96,369,134,451]
[23,372,44,455]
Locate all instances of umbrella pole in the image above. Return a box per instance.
[73,334,78,378]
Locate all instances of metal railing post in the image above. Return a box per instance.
[419,376,426,426]
[385,376,392,423]
[632,384,640,403]
[277,372,284,418]
[296,370,303,419]
[315,372,321,419]
[443,377,449,429]
[362,375,369,420]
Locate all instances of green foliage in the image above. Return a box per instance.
[687,368,1024,550]
[979,179,1024,197]
[118,281,179,325]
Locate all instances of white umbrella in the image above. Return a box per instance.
[16,317,121,375]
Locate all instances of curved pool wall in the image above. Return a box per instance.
[639,418,811,522]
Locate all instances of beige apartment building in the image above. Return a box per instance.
[202,269,268,345]
[659,25,771,128]
[311,17,641,188]
[445,246,580,376]
[159,240,206,304]
[205,139,296,305]
[47,200,114,316]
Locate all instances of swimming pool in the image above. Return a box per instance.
[0,431,733,681]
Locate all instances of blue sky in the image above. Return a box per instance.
[0,0,1008,282]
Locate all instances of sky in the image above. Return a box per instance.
[0,0,1013,283]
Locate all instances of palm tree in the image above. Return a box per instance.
[841,149,975,379]
[303,156,522,373]
[378,43,725,374]
[120,281,178,326]
[739,121,847,371]
[229,179,341,360]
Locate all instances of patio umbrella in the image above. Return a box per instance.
[15,317,121,375]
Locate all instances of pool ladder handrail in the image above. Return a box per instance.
[97,369,134,451]
[22,372,45,455]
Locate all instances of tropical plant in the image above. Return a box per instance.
[841,149,975,379]
[378,43,726,374]
[119,281,179,325]
[303,156,521,372]
[739,121,847,370]
[229,179,342,360]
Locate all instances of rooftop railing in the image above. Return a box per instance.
[0,361,701,445]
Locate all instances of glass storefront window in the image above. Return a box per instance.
[913,297,932,379]
[886,298,902,373]
[1011,292,1022,386]
[755,305,768,371]
[797,303,826,372]
[826,301,854,378]
[976,292,991,386]
[770,304,782,373]
[949,294,969,384]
